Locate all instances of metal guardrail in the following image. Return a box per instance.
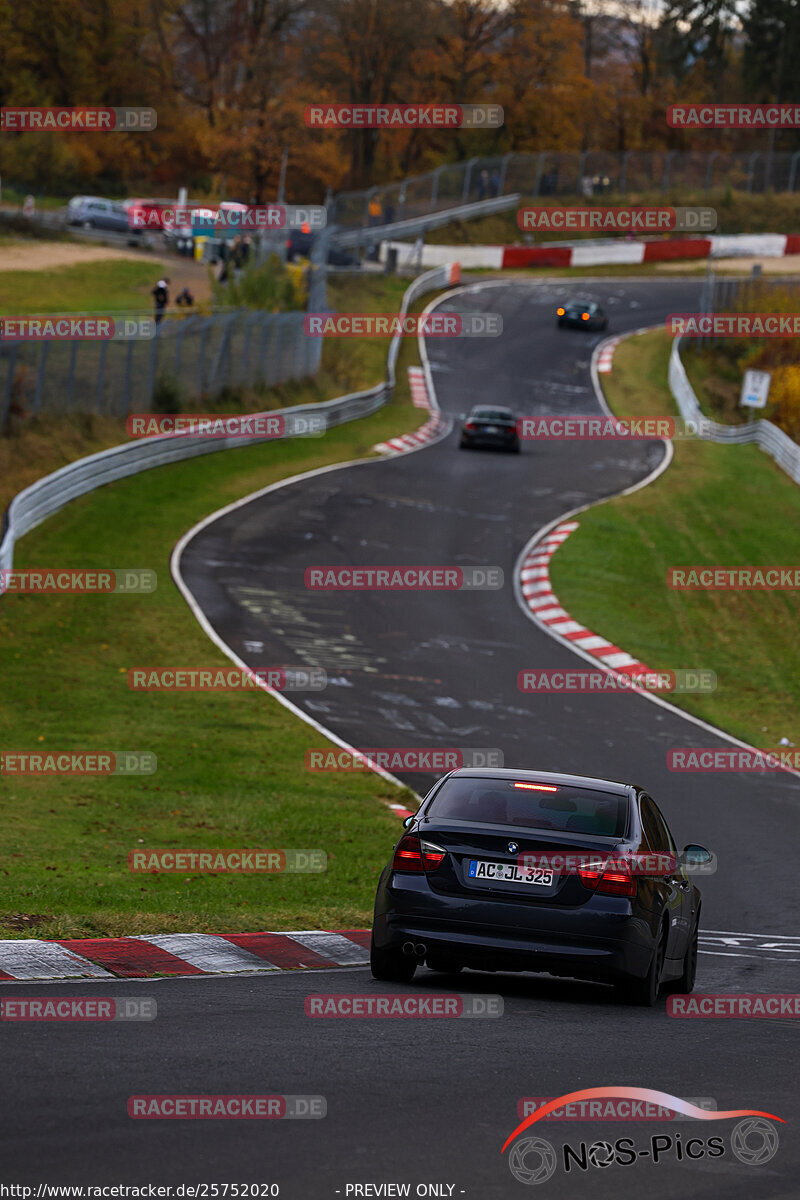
[668,336,800,485]
[0,263,457,586]
[329,149,800,228]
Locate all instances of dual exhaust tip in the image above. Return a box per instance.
[402,941,427,957]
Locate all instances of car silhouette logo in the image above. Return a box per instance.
[507,841,519,854]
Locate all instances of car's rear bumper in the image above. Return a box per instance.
[373,876,653,981]
[461,432,519,448]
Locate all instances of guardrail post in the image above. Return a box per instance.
[747,152,759,193]
[197,319,210,398]
[33,342,49,415]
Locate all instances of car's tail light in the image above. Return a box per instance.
[577,860,637,897]
[391,834,446,873]
[285,238,291,249]
[420,840,446,871]
[556,307,565,316]
[465,421,476,431]
[392,833,424,872]
[581,312,590,321]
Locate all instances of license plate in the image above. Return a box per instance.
[485,425,500,433]
[468,860,555,887]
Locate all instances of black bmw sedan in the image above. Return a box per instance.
[370,768,711,1005]
[459,405,520,452]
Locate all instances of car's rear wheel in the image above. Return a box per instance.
[616,921,667,1007]
[370,938,417,983]
[663,917,699,995]
[459,437,472,450]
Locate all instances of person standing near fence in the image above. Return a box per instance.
[152,276,170,326]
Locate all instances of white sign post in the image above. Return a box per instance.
[740,369,771,410]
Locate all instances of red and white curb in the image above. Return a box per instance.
[0,929,372,982]
[596,337,621,373]
[408,366,430,409]
[519,521,656,678]
[372,364,448,456]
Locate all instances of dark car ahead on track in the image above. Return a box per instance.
[556,299,608,331]
[371,768,712,1005]
[459,405,520,452]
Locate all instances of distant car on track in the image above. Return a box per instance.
[370,767,711,1005]
[556,300,608,331]
[459,405,520,452]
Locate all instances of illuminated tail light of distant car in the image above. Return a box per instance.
[581,312,590,320]
[556,307,565,316]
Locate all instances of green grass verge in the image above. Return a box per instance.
[0,269,443,940]
[0,258,163,316]
[0,401,427,940]
[549,329,800,748]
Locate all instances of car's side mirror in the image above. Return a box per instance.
[403,815,415,828]
[682,843,713,867]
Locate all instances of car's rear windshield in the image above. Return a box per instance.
[472,409,513,421]
[425,778,628,837]
[566,302,592,314]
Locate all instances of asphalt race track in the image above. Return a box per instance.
[3,279,799,1196]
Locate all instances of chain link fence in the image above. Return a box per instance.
[0,309,321,430]
[329,149,800,228]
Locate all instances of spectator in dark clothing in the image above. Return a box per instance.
[175,287,194,307]
[152,277,170,325]
[490,170,500,197]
